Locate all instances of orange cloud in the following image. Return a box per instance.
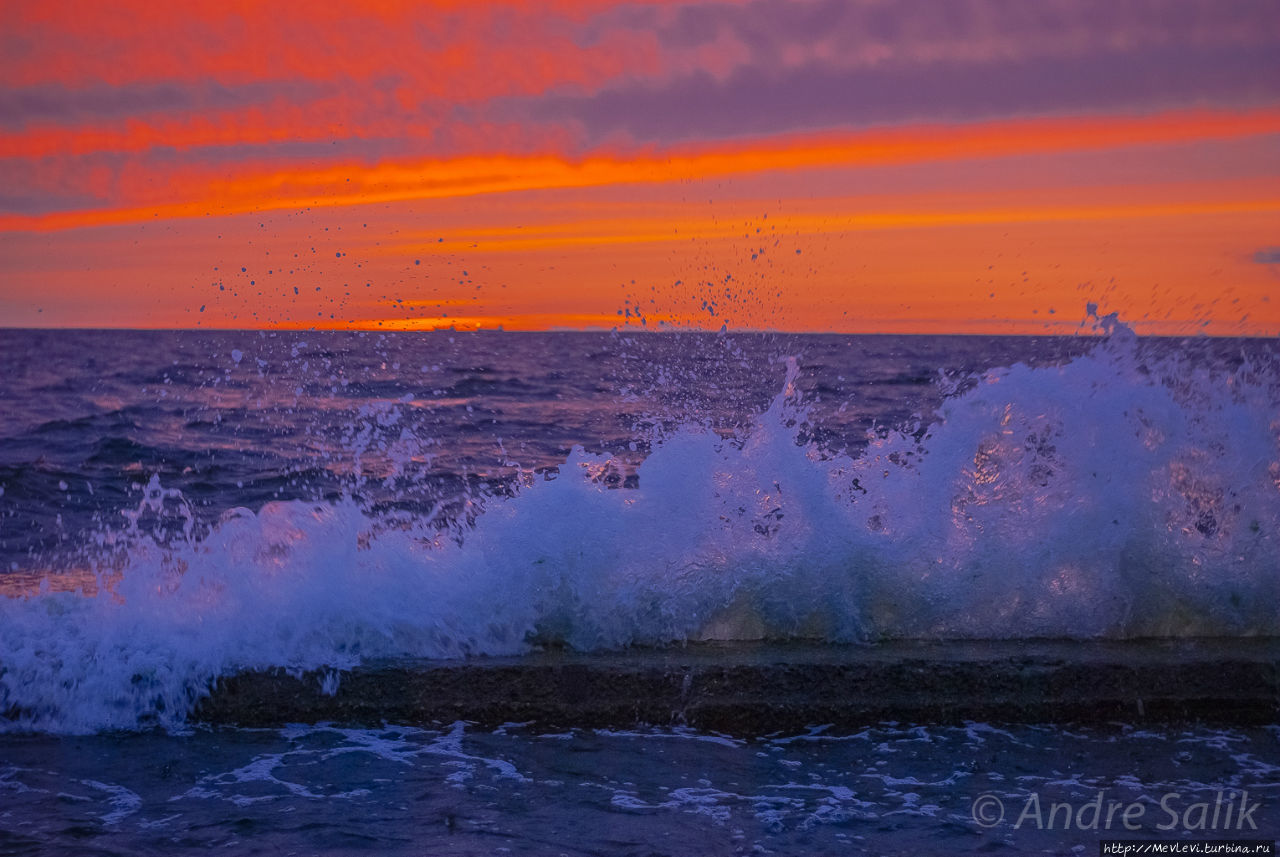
[5,108,1278,233]
[4,1,658,93]
[379,196,1280,256]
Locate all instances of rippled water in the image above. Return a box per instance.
[1,325,1277,852]
[2,722,1277,855]
[0,328,1091,575]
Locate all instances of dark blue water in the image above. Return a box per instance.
[0,327,1278,854]
[1,721,1277,856]
[0,329,1091,575]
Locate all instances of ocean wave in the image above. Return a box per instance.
[1,319,1277,732]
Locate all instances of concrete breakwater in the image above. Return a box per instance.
[195,639,1280,735]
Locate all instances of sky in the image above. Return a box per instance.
[0,0,1277,334]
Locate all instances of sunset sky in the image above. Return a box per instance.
[1,0,1277,334]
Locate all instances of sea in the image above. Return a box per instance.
[0,323,1277,854]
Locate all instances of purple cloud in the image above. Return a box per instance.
[529,0,1280,144]
[0,80,334,129]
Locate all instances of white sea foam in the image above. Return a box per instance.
[0,321,1277,732]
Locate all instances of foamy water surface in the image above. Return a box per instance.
[0,324,1277,732]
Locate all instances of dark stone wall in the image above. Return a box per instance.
[194,639,1280,735]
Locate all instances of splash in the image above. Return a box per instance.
[1,321,1277,732]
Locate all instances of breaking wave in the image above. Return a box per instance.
[1,318,1277,732]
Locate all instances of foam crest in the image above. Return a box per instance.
[848,326,1279,638]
